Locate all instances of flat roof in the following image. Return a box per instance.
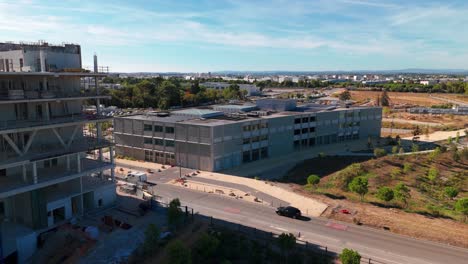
[0,72,107,77]
[172,108,223,116]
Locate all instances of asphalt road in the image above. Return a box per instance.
[153,183,468,264]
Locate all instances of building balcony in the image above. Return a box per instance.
[0,114,112,134]
[0,158,114,199]
[0,136,113,168]
[0,89,110,104]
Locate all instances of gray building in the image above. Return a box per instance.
[114,100,381,172]
[0,41,115,262]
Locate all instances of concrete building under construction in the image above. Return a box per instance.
[0,41,116,262]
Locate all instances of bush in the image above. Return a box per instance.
[444,187,459,199]
[376,187,394,202]
[307,174,320,186]
[374,148,387,158]
[167,240,192,264]
[390,168,402,179]
[168,198,183,227]
[391,146,399,154]
[455,198,468,222]
[340,248,361,264]
[335,163,366,190]
[411,144,420,152]
[394,183,411,208]
[348,176,368,201]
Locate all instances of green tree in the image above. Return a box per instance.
[143,224,160,256]
[427,167,439,185]
[374,148,387,158]
[167,240,192,264]
[340,248,361,264]
[394,183,411,208]
[168,198,183,227]
[454,198,468,222]
[277,233,296,257]
[376,187,395,203]
[348,176,369,201]
[193,233,220,260]
[307,174,320,187]
[339,90,351,101]
[444,187,459,200]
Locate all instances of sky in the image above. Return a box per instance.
[1,0,468,72]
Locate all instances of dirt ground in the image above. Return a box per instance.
[350,91,459,106]
[292,186,468,248]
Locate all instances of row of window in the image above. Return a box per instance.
[242,147,268,163]
[294,116,316,124]
[144,137,175,147]
[243,123,268,132]
[294,127,316,135]
[293,133,360,149]
[242,135,268,145]
[339,122,360,128]
[144,124,174,134]
[144,150,175,164]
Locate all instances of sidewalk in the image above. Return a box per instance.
[403,128,466,143]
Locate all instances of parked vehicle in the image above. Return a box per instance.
[125,171,147,183]
[276,206,301,219]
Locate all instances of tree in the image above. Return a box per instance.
[373,148,387,158]
[167,240,192,264]
[340,248,361,264]
[277,233,296,257]
[394,183,411,208]
[143,224,160,256]
[348,176,368,201]
[168,198,183,227]
[427,167,439,185]
[380,90,390,107]
[307,174,320,187]
[376,187,394,203]
[339,90,351,101]
[193,233,220,260]
[454,198,468,222]
[445,187,459,200]
[413,125,422,137]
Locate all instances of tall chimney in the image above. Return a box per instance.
[93,53,98,73]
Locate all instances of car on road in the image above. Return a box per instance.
[276,206,301,219]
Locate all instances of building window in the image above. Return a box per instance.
[243,138,250,145]
[145,150,153,161]
[260,135,268,141]
[243,125,250,132]
[260,147,268,158]
[294,129,300,135]
[144,124,152,132]
[260,123,268,129]
[154,139,164,146]
[252,149,260,161]
[0,169,5,177]
[302,117,309,123]
[309,138,315,146]
[294,140,300,149]
[242,151,251,162]
[0,201,4,216]
[165,140,175,147]
[251,136,260,143]
[19,58,24,68]
[154,125,163,132]
[310,116,316,122]
[294,118,301,124]
[301,139,308,146]
[301,128,308,134]
[309,127,315,133]
[165,127,175,134]
[144,138,153,144]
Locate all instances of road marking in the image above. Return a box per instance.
[325,222,348,231]
[269,225,289,232]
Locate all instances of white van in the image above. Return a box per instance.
[125,171,147,183]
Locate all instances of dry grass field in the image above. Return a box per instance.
[350,91,467,106]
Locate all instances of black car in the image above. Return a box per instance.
[276,206,301,219]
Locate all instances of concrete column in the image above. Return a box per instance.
[32,162,37,184]
[66,155,70,171]
[110,146,115,181]
[22,165,27,183]
[44,102,50,121]
[77,154,81,173]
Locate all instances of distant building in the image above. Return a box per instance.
[420,80,435,86]
[114,99,381,172]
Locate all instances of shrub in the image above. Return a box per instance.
[340,248,361,264]
[429,147,441,161]
[307,174,320,186]
[335,163,366,190]
[374,148,387,158]
[391,146,399,154]
[402,163,412,173]
[427,167,439,183]
[394,183,411,208]
[376,187,394,202]
[390,168,402,179]
[444,187,459,199]
[455,198,468,222]
[167,240,192,264]
[411,144,419,152]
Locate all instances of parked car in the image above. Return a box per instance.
[276,206,301,219]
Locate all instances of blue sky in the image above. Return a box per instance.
[1,0,467,72]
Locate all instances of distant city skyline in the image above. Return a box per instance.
[1,0,468,72]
